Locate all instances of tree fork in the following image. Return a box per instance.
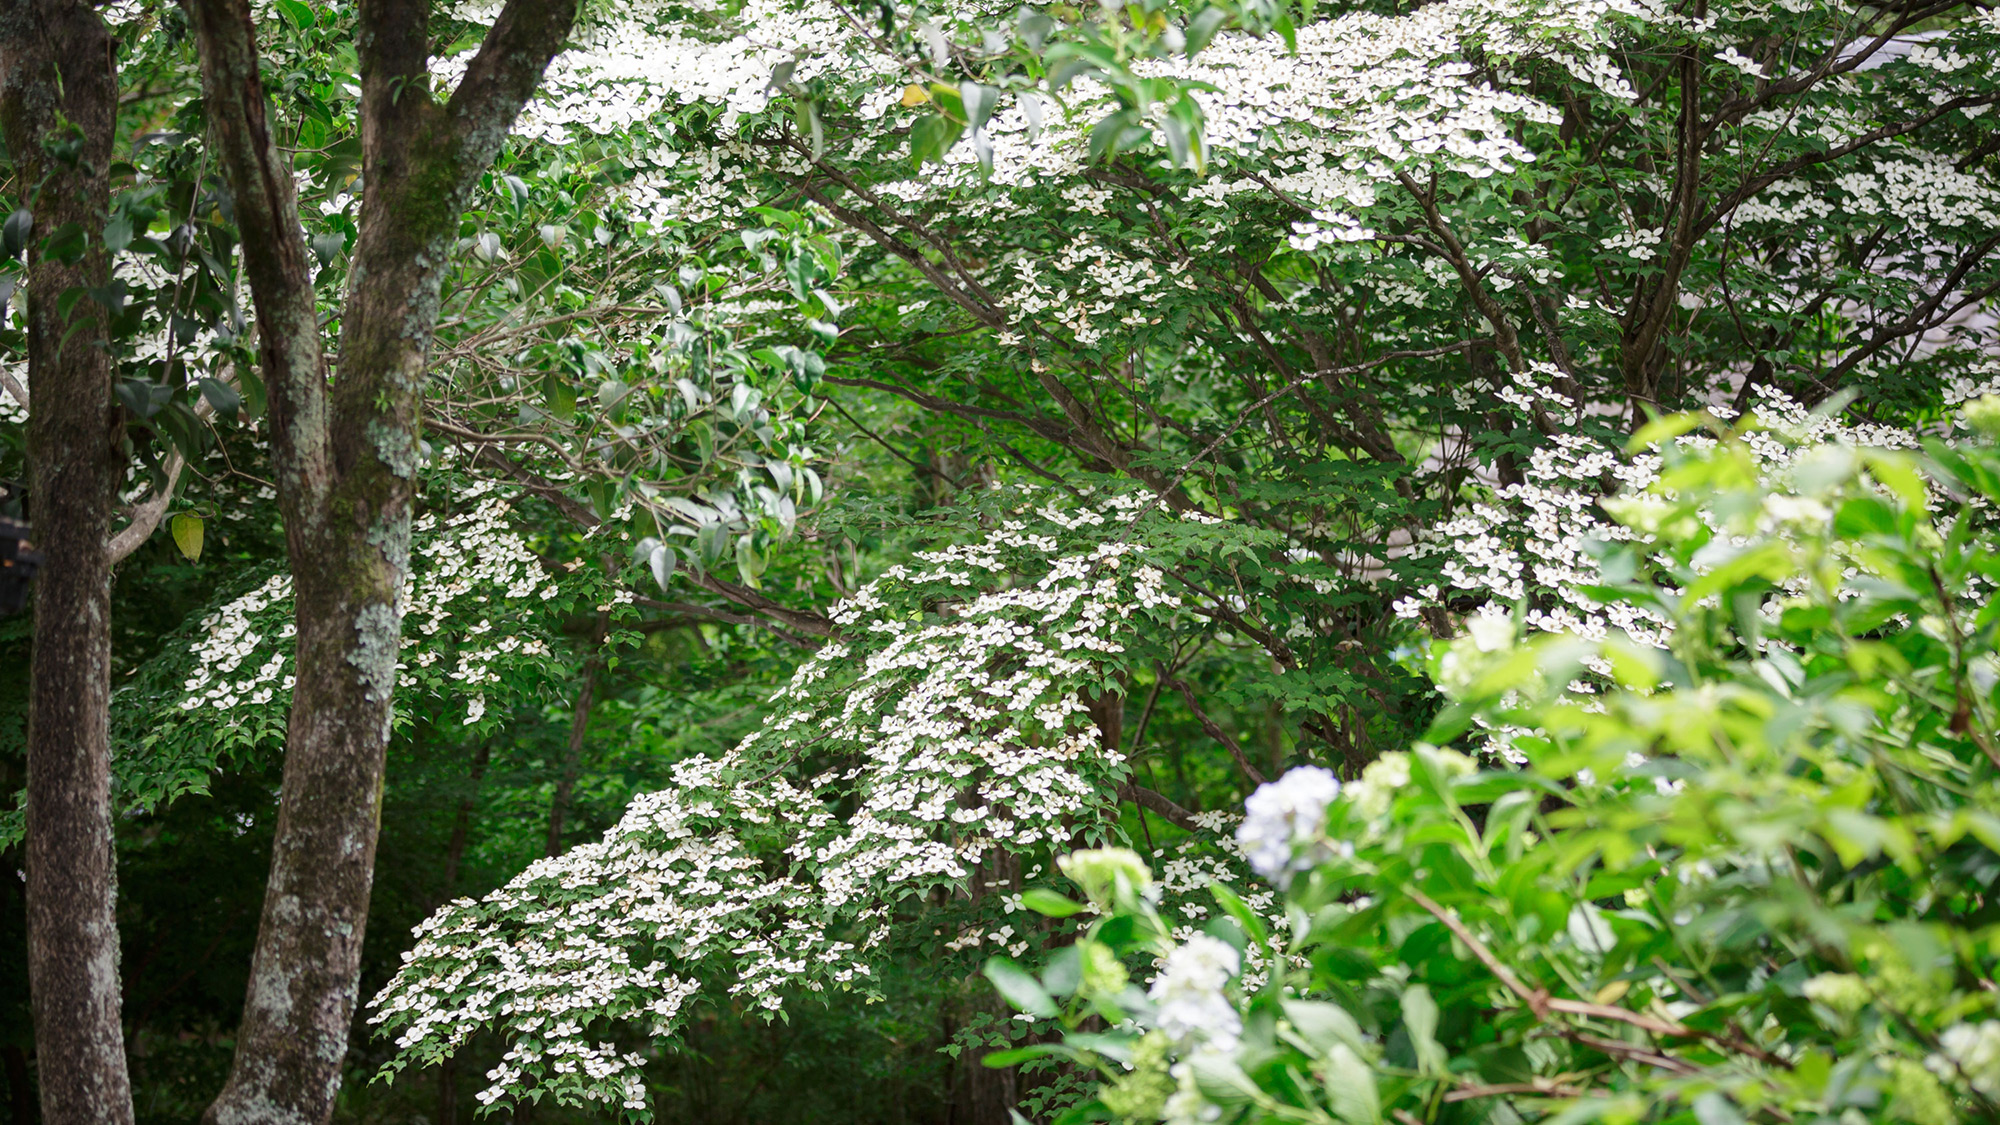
[185,0,579,1118]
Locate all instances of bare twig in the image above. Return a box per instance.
[1445,1082,1590,1104]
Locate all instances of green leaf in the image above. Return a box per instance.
[696,522,727,568]
[909,113,964,166]
[959,82,1000,131]
[647,543,676,591]
[980,1043,1075,1068]
[197,377,241,420]
[734,533,766,588]
[103,212,133,255]
[1210,882,1269,948]
[1281,1000,1365,1056]
[1184,7,1229,54]
[115,377,170,420]
[1321,1044,1379,1125]
[1400,984,1446,1075]
[544,373,576,421]
[1692,1093,1746,1125]
[793,97,826,161]
[1627,411,1707,453]
[311,231,345,269]
[170,513,203,562]
[1020,888,1085,917]
[2,209,30,257]
[982,957,1059,1018]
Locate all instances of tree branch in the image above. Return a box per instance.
[683,567,835,639]
[0,365,26,411]
[442,0,580,164]
[1117,784,1202,833]
[1394,172,1531,381]
[1164,677,1266,786]
[106,458,181,565]
[184,0,331,518]
[631,594,820,649]
[1407,887,1792,1070]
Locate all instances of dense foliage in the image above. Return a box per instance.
[992,400,2000,1125]
[0,0,1996,1118]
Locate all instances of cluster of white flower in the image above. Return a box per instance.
[165,486,563,733]
[1147,933,1243,1050]
[1934,1021,2000,1097]
[178,575,297,712]
[372,490,1234,1110]
[1235,766,1344,889]
[403,488,561,723]
[1399,385,1930,650]
[465,0,1658,363]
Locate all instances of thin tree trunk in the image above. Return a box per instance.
[0,5,131,1124]
[435,740,488,1125]
[185,0,578,1118]
[441,742,490,894]
[546,613,608,857]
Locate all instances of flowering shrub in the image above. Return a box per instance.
[987,401,2000,1125]
[1394,384,1944,651]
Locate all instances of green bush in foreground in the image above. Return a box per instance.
[989,401,2000,1125]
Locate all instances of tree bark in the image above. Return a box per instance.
[185,0,579,1120]
[0,4,132,1124]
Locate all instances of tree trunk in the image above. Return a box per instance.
[185,0,579,1119]
[434,740,487,1125]
[546,614,608,857]
[0,5,132,1124]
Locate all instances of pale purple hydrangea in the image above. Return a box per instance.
[1236,766,1345,888]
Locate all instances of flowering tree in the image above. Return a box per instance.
[6,0,2000,1116]
[327,0,2000,1113]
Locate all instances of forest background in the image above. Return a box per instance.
[0,0,1996,1121]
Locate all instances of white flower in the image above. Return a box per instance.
[1347,752,1410,820]
[1465,609,1514,653]
[1236,766,1343,887]
[1148,934,1242,1050]
[1934,1020,2000,1095]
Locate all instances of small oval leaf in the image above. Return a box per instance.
[170,512,203,562]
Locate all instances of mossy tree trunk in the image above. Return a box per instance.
[184,0,579,1120]
[0,4,133,1123]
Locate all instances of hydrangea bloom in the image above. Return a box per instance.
[1147,934,1243,1050]
[1235,766,1344,888]
[1934,1021,2000,1097]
